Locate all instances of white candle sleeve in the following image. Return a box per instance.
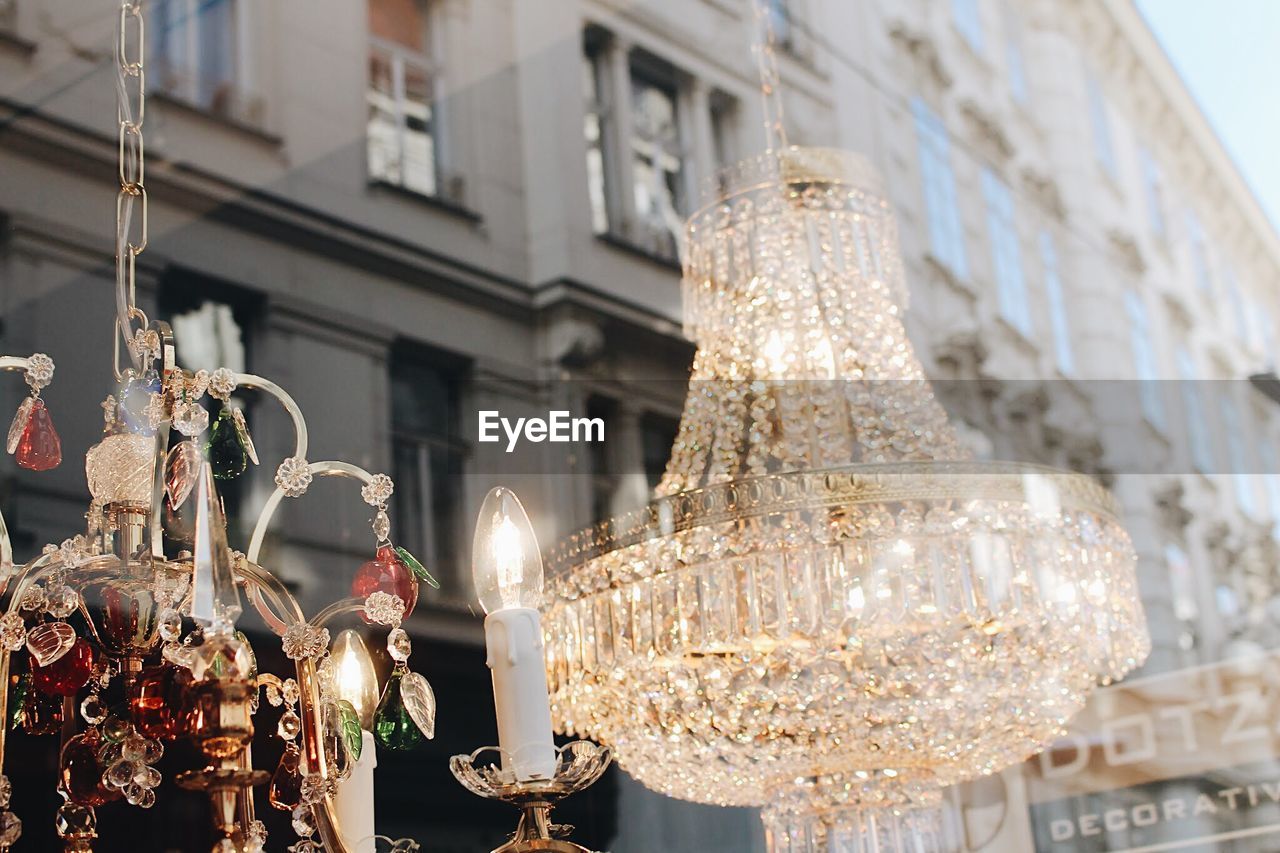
[484,607,557,781]
[334,730,378,853]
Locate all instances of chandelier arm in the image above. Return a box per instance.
[0,553,58,785]
[245,461,376,566]
[231,372,308,462]
[148,321,176,560]
[309,597,367,630]
[294,655,357,853]
[234,555,308,635]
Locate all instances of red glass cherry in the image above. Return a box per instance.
[14,399,61,471]
[351,545,418,622]
[61,730,122,807]
[32,637,94,696]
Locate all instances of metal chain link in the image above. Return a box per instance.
[751,0,789,154]
[115,0,147,374]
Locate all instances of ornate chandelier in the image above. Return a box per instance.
[542,9,1151,851]
[0,6,613,852]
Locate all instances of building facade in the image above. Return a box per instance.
[0,0,1277,850]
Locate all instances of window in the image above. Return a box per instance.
[953,0,983,52]
[1260,442,1280,538]
[981,169,1030,335]
[367,0,440,197]
[1085,69,1116,177]
[709,91,738,177]
[629,65,686,260]
[1218,394,1256,516]
[641,413,679,491]
[1124,291,1164,429]
[912,99,967,279]
[1039,233,1073,375]
[583,51,612,236]
[390,346,468,592]
[1175,347,1213,473]
[1139,147,1166,239]
[1165,544,1198,652]
[1223,266,1250,345]
[1186,212,1213,295]
[1003,6,1028,102]
[151,0,241,115]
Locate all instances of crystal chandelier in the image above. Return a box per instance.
[542,8,1151,852]
[0,3,450,850]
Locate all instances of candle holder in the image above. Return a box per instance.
[450,741,612,853]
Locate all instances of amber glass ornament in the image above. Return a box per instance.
[32,637,93,696]
[61,730,123,807]
[130,664,193,741]
[351,545,418,622]
[20,684,64,735]
[185,678,255,760]
[268,744,303,811]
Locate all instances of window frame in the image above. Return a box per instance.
[981,168,1031,337]
[1124,291,1166,431]
[1038,232,1074,375]
[912,98,968,280]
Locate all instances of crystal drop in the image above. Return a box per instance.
[133,763,161,788]
[6,397,33,455]
[321,704,352,780]
[56,801,96,838]
[46,584,79,619]
[102,712,131,743]
[269,744,303,811]
[277,710,301,740]
[31,637,93,696]
[123,782,144,805]
[61,731,122,807]
[158,608,182,643]
[399,671,437,740]
[107,758,137,789]
[387,628,411,662]
[121,734,147,762]
[373,670,423,751]
[135,786,156,808]
[351,546,418,623]
[141,737,163,764]
[80,694,107,725]
[291,806,316,837]
[25,621,76,666]
[165,439,203,509]
[206,408,248,481]
[19,684,62,735]
[231,408,258,465]
[14,398,60,470]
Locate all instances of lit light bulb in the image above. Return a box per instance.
[809,337,837,379]
[331,629,379,730]
[472,487,543,613]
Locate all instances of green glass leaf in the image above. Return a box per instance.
[395,546,439,589]
[373,670,423,751]
[206,408,248,481]
[337,699,363,761]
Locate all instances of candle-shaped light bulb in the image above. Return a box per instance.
[331,630,379,730]
[763,329,788,377]
[472,487,557,781]
[472,487,543,613]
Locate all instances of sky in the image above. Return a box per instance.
[1135,0,1280,233]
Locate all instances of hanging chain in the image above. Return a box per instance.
[115,0,148,374]
[750,0,789,154]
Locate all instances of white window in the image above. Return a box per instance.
[953,0,983,52]
[1223,266,1250,345]
[582,36,689,263]
[1085,69,1116,178]
[1186,212,1214,295]
[1139,147,1166,238]
[912,99,967,279]
[982,169,1030,335]
[367,0,441,198]
[1125,291,1165,429]
[151,0,241,114]
[1175,347,1214,473]
[1259,442,1280,539]
[629,69,687,259]
[764,0,793,51]
[1039,233,1073,375]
